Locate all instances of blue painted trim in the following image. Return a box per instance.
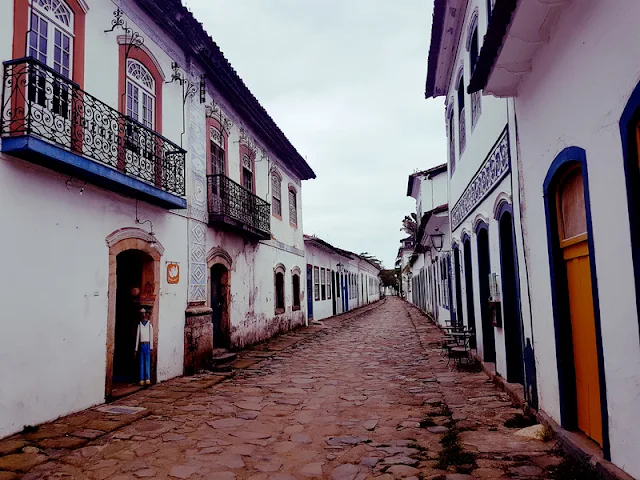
[476,223,496,363]
[497,205,527,385]
[461,231,471,244]
[542,146,610,459]
[474,219,489,235]
[446,254,455,321]
[306,264,314,320]
[1,136,187,209]
[618,84,640,343]
[495,199,513,221]
[453,244,464,328]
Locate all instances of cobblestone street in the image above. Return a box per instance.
[1,298,568,480]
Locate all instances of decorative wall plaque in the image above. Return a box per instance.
[167,262,180,284]
[451,127,511,230]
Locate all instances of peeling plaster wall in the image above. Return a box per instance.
[206,231,306,348]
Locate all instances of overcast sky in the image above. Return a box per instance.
[184,0,446,268]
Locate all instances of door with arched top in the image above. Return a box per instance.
[554,165,602,445]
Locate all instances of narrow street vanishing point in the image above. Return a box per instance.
[2,298,570,479]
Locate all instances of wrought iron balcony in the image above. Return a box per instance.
[1,58,186,209]
[207,174,271,240]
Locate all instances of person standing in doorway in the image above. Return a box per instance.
[135,308,153,386]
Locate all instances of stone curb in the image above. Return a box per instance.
[473,350,634,480]
[401,299,635,480]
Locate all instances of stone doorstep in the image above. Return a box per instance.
[472,353,635,480]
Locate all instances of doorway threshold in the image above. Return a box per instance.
[109,383,145,402]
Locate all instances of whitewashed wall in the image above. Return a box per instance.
[195,82,308,346]
[0,156,189,437]
[442,0,533,382]
[305,244,342,322]
[0,0,193,437]
[513,2,640,475]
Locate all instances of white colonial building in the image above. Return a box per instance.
[0,0,314,439]
[425,0,536,410]
[406,165,453,327]
[466,1,640,476]
[305,235,381,322]
[396,236,415,302]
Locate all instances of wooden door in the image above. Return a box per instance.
[211,265,229,348]
[557,166,602,445]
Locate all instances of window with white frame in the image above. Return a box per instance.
[29,0,74,77]
[272,172,282,217]
[289,187,298,226]
[126,59,155,129]
[327,271,332,300]
[314,266,320,301]
[242,154,254,192]
[457,75,466,154]
[321,268,326,300]
[210,126,225,175]
[27,0,74,117]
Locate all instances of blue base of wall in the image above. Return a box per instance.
[1,135,187,210]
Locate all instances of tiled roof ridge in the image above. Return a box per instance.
[135,0,316,180]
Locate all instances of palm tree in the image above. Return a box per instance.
[400,213,418,240]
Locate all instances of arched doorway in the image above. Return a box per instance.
[498,208,524,384]
[106,228,162,399]
[476,224,496,363]
[453,246,464,329]
[113,250,155,388]
[544,152,605,447]
[211,264,230,348]
[462,236,476,338]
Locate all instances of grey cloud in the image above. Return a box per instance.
[184,0,446,267]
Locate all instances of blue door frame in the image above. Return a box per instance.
[306,264,313,321]
[344,274,349,312]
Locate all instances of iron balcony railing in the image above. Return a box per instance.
[1,57,186,197]
[207,174,271,238]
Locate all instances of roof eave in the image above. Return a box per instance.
[468,0,519,94]
[425,0,468,99]
[425,0,448,98]
[133,0,317,181]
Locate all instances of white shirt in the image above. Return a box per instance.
[135,321,154,351]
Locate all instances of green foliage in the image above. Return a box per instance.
[379,269,399,288]
[401,212,418,239]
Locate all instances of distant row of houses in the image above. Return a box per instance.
[399,1,640,478]
[0,0,379,440]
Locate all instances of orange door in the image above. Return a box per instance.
[557,166,602,446]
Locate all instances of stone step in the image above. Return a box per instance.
[211,349,238,365]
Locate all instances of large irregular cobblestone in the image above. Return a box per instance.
[2,298,565,479]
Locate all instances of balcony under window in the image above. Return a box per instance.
[0,58,186,209]
[207,174,271,240]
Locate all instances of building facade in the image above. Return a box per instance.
[467,1,640,476]
[405,165,453,327]
[396,236,415,302]
[425,0,536,408]
[305,235,381,322]
[0,0,314,438]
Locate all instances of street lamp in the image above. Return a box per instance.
[336,262,344,273]
[431,229,445,252]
